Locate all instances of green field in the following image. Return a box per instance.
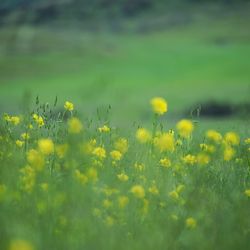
[0,8,250,128]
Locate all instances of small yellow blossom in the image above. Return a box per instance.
[148,184,159,195]
[131,185,145,199]
[244,138,250,144]
[9,239,34,250]
[118,196,129,209]
[197,153,210,165]
[186,217,197,229]
[169,190,179,200]
[21,132,30,140]
[150,97,168,115]
[114,138,128,154]
[159,158,171,168]
[55,144,68,158]
[176,119,194,138]
[117,173,129,182]
[33,114,44,127]
[244,189,250,197]
[68,117,83,134]
[134,162,145,171]
[183,154,196,165]
[16,140,24,147]
[110,150,122,161]
[224,132,240,146]
[74,170,88,185]
[103,199,113,208]
[38,138,54,155]
[224,146,235,161]
[206,130,222,143]
[64,101,74,111]
[92,146,106,159]
[98,125,110,133]
[136,128,152,143]
[27,149,45,171]
[154,133,175,152]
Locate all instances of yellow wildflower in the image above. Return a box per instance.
[197,153,210,165]
[21,132,30,140]
[159,158,171,168]
[169,190,179,200]
[55,144,68,158]
[176,119,194,138]
[98,125,110,133]
[16,140,24,148]
[244,189,250,197]
[130,185,145,199]
[92,146,106,159]
[118,196,129,209]
[38,138,54,155]
[74,170,88,185]
[244,138,250,144]
[154,133,175,152]
[64,101,74,111]
[110,150,122,161]
[186,217,197,229]
[117,173,129,182]
[114,138,128,154]
[68,117,83,134]
[33,114,44,127]
[150,97,168,115]
[27,149,45,171]
[136,128,152,143]
[224,132,240,146]
[183,154,196,165]
[9,239,34,250]
[224,146,235,161]
[206,130,222,143]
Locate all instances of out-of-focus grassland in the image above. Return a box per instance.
[0,7,249,129]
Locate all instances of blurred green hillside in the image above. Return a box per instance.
[0,4,250,129]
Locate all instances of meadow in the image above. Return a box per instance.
[0,5,250,250]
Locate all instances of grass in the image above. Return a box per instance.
[0,98,249,250]
[0,7,250,128]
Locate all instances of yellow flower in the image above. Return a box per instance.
[38,138,54,155]
[154,133,175,152]
[148,185,159,195]
[244,138,250,144]
[87,167,98,182]
[176,119,194,138]
[134,162,145,171]
[98,125,110,133]
[185,217,197,229]
[103,199,113,208]
[169,190,179,200]
[136,128,152,143]
[206,130,222,143]
[244,189,250,197]
[92,146,106,159]
[183,154,196,165]
[117,173,129,182]
[16,140,24,148]
[110,150,122,161]
[74,169,88,185]
[32,114,44,127]
[27,149,45,171]
[114,138,128,154]
[64,101,74,111]
[224,132,240,146]
[9,239,34,250]
[224,146,235,161]
[55,144,68,158]
[130,185,145,199]
[21,132,30,140]
[118,196,129,209]
[68,117,83,134]
[10,116,21,125]
[20,166,36,193]
[159,158,171,168]
[150,97,168,115]
[197,153,210,165]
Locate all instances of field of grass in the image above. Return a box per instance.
[0,7,250,128]
[0,97,250,250]
[0,5,250,250]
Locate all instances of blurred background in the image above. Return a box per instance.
[0,0,250,131]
